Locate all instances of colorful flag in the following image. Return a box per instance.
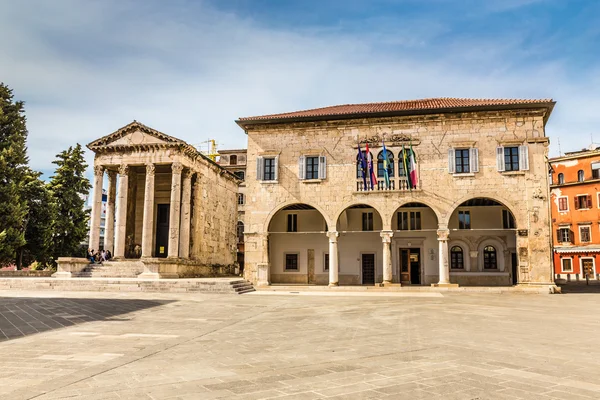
[357,142,367,190]
[409,141,418,189]
[365,142,377,189]
[381,139,391,189]
[402,144,413,190]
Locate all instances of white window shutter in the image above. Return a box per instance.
[273,156,279,181]
[447,149,455,173]
[470,147,479,173]
[519,145,529,171]
[319,156,327,179]
[256,156,263,180]
[496,147,505,172]
[298,156,305,180]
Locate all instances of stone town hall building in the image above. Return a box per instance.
[236,98,556,287]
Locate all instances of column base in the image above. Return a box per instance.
[431,283,459,288]
[328,282,339,287]
[381,281,400,287]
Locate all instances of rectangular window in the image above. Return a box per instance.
[504,147,520,171]
[593,162,600,179]
[362,212,374,231]
[580,226,591,243]
[458,210,471,229]
[324,253,329,271]
[557,228,571,243]
[558,196,568,211]
[285,253,298,271]
[237,193,245,205]
[263,158,276,181]
[502,209,515,229]
[575,194,592,210]
[287,214,297,232]
[397,211,421,230]
[561,258,573,272]
[305,156,319,180]
[455,149,470,173]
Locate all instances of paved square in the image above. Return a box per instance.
[0,289,599,399]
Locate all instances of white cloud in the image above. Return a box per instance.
[0,0,597,180]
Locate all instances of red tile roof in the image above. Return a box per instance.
[237,97,554,125]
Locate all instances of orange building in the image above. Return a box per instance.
[549,147,600,283]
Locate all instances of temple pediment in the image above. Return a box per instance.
[87,121,186,151]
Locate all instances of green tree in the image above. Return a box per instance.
[0,83,29,265]
[17,170,56,268]
[48,144,91,260]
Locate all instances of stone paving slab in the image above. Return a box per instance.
[0,290,599,399]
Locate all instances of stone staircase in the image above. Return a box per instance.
[0,277,255,294]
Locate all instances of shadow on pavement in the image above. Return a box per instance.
[0,297,173,341]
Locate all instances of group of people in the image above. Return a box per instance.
[87,249,112,264]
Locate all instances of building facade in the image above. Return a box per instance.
[218,149,247,269]
[79,121,240,278]
[550,147,600,283]
[237,98,556,287]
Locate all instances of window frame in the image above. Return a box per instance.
[575,194,592,210]
[284,252,299,271]
[236,221,244,243]
[362,212,374,231]
[324,253,329,272]
[305,156,320,180]
[287,213,298,233]
[504,146,520,172]
[592,162,600,179]
[578,170,585,182]
[454,149,470,174]
[558,196,569,212]
[234,171,245,180]
[397,211,421,231]
[557,227,571,243]
[237,193,245,205]
[502,209,516,229]
[458,210,471,230]
[558,173,564,184]
[450,246,464,270]
[561,257,573,273]
[229,155,238,165]
[377,150,395,178]
[579,225,592,243]
[483,245,498,270]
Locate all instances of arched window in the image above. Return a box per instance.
[356,151,371,178]
[236,221,244,243]
[578,170,584,182]
[558,173,564,184]
[483,246,497,269]
[230,155,238,165]
[377,151,394,178]
[450,246,464,269]
[234,171,245,180]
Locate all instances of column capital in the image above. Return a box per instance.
[93,165,105,177]
[326,231,339,242]
[437,229,450,241]
[106,170,117,179]
[172,162,184,174]
[182,169,193,180]
[118,163,129,175]
[145,163,155,176]
[380,230,394,242]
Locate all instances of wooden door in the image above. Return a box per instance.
[361,254,375,285]
[155,204,170,258]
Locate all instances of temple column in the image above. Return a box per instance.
[104,170,117,253]
[168,162,183,258]
[114,164,129,259]
[141,164,155,258]
[381,230,393,285]
[327,231,339,286]
[179,170,193,258]
[88,165,104,251]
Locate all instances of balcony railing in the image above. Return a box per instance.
[356,178,417,192]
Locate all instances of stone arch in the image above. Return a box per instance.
[448,238,471,272]
[443,193,520,227]
[263,200,332,232]
[386,200,443,229]
[476,237,507,272]
[333,202,386,230]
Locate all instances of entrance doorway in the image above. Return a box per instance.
[511,252,518,285]
[361,253,375,284]
[400,248,421,285]
[155,204,170,258]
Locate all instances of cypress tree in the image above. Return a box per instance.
[48,144,91,260]
[0,83,29,265]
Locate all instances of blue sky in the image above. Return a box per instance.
[1,0,599,179]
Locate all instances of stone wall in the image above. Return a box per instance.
[243,109,553,285]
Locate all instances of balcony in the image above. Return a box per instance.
[355,178,418,192]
